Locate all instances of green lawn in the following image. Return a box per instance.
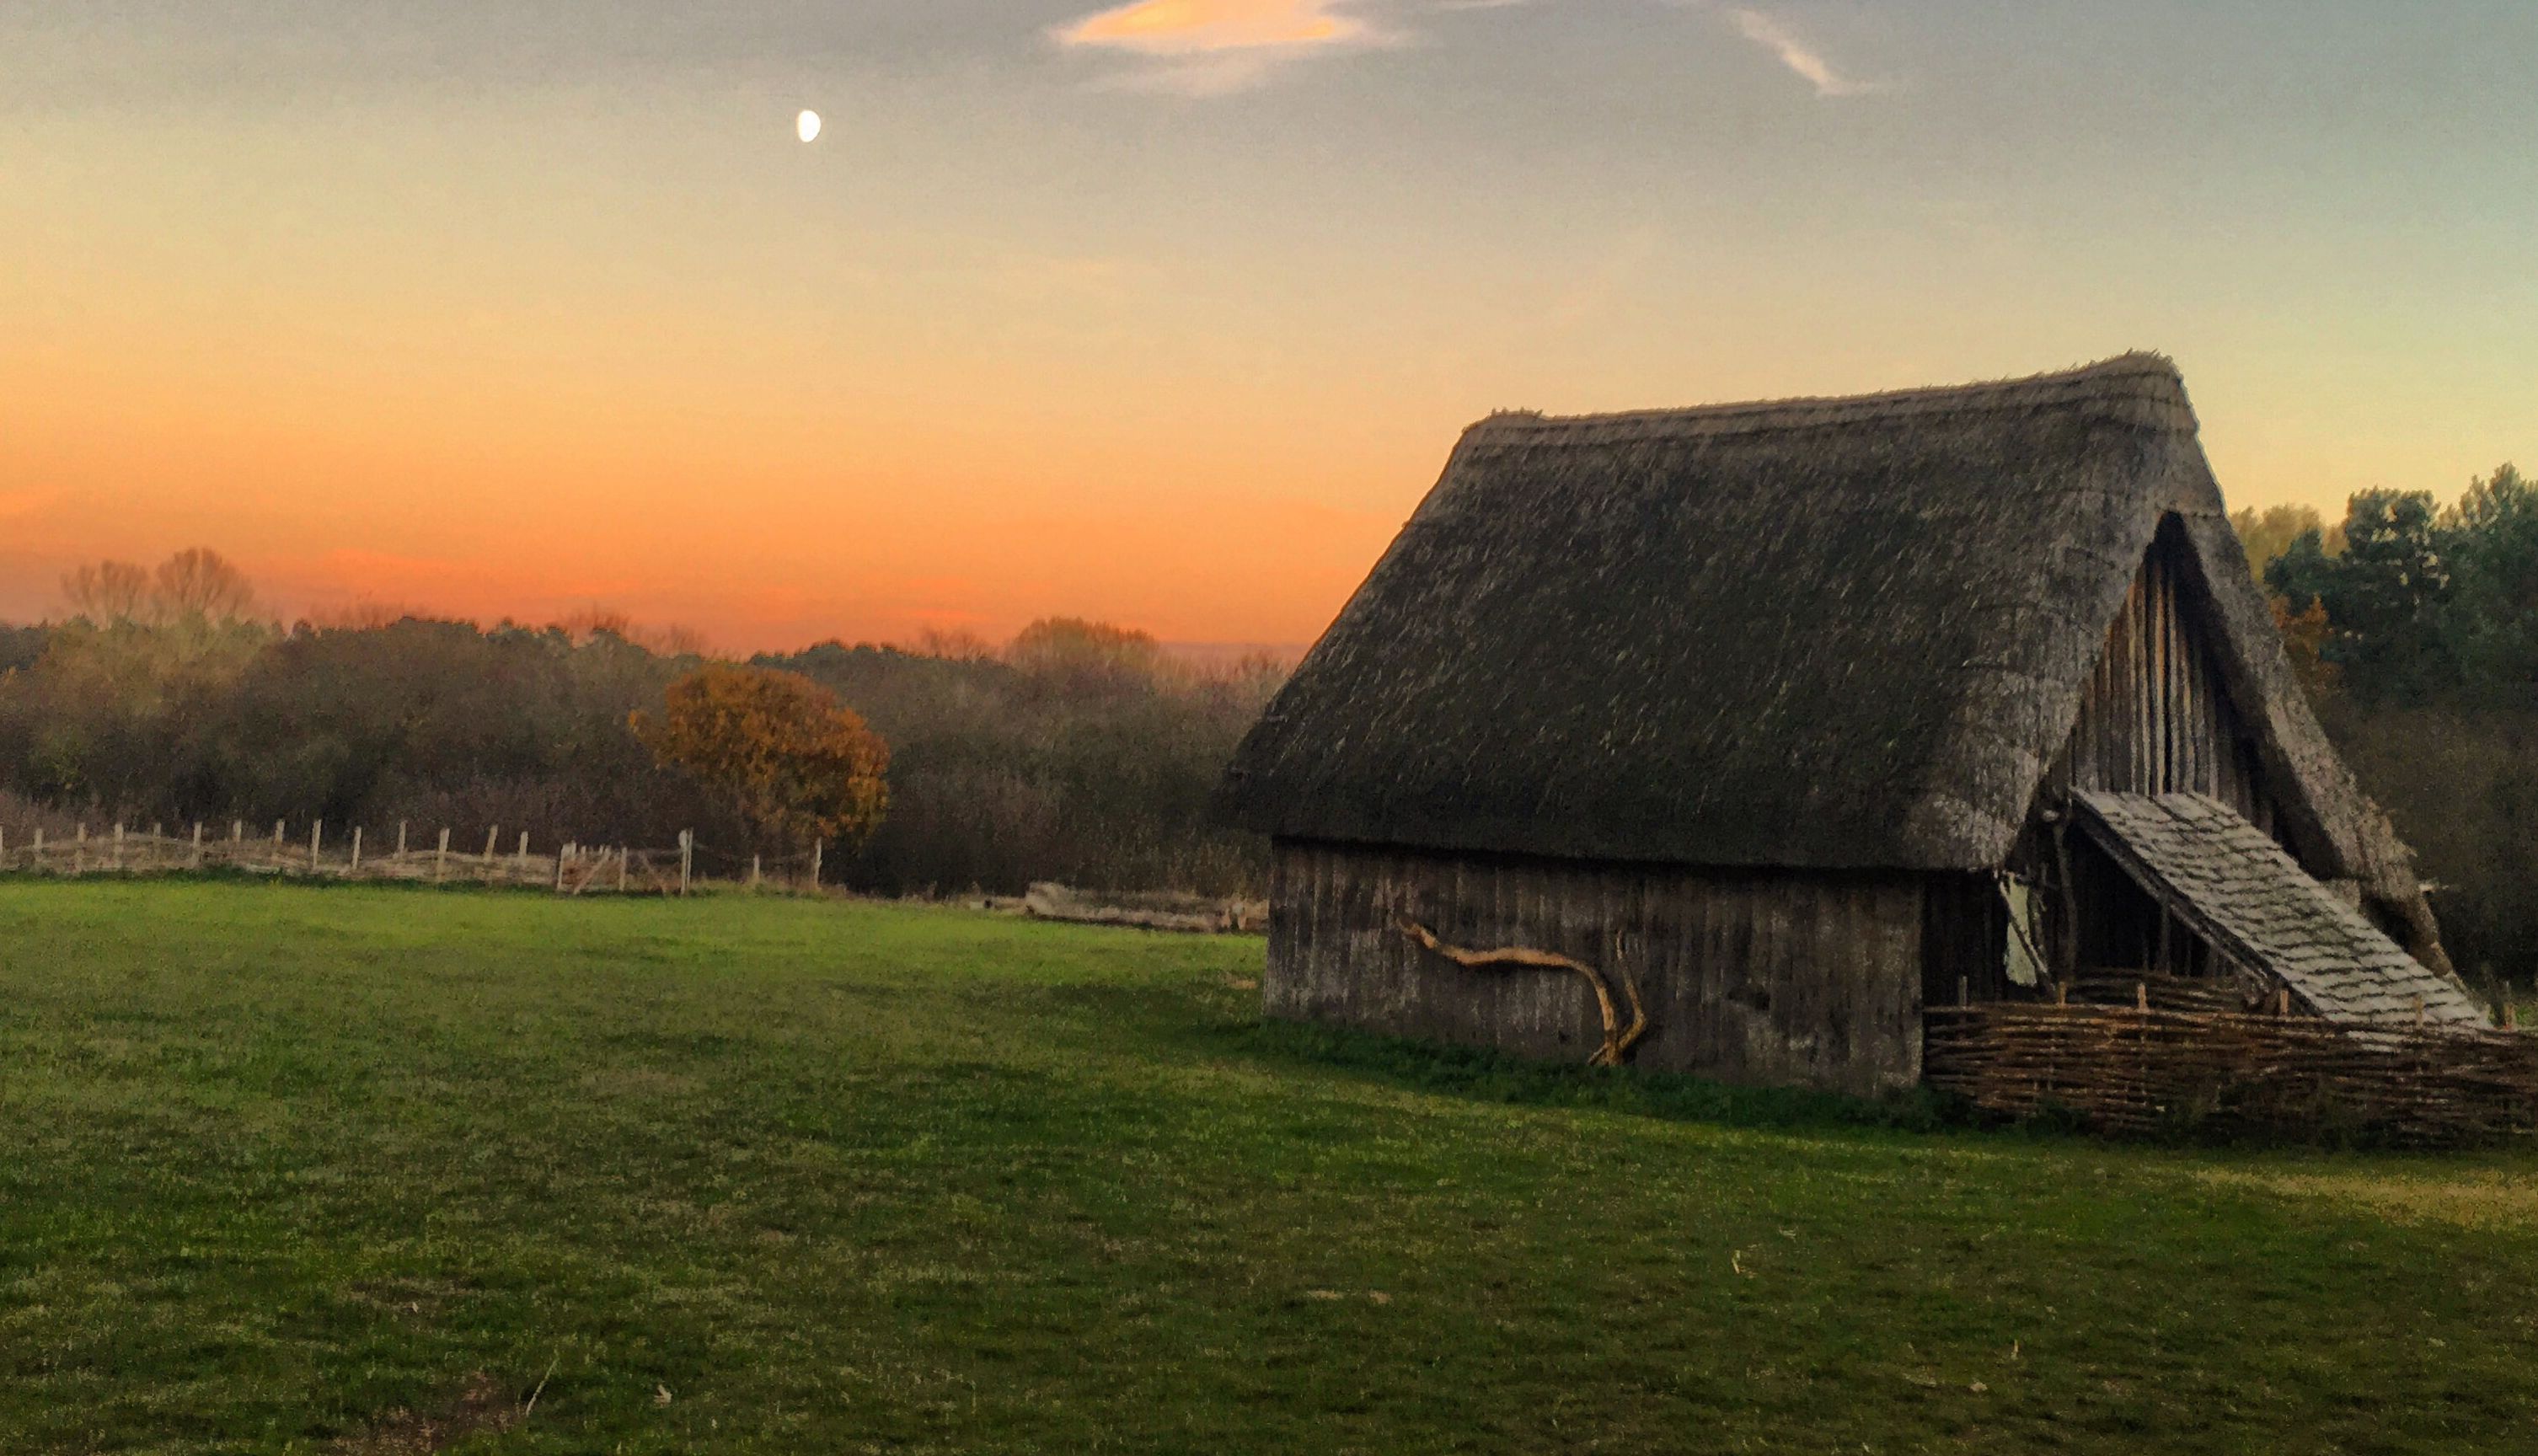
[5,882,2537,1453]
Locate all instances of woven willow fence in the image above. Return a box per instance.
[1924,1003,2538,1148]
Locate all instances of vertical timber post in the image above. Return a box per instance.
[311,820,324,873]
[809,839,822,894]
[678,830,693,897]
[750,854,762,890]
[351,826,362,875]
[396,822,408,859]
[436,828,451,882]
[192,822,204,869]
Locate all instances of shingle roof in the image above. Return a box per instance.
[2074,791,2486,1030]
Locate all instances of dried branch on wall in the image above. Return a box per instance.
[1396,918,1648,1068]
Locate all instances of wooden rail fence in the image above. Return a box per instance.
[0,821,817,897]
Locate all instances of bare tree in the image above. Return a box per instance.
[61,560,153,623]
[152,548,257,623]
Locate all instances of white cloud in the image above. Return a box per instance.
[1723,7,1871,97]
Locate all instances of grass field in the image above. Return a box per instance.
[5,881,2538,1453]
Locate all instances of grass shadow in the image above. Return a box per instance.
[1217,1017,1979,1139]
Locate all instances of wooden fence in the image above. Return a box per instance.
[1924,1001,2538,1148]
[0,821,829,897]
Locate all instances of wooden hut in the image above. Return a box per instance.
[1218,355,2484,1096]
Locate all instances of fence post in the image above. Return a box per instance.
[311,821,324,873]
[516,832,530,875]
[32,827,42,870]
[397,822,408,859]
[809,839,822,893]
[75,823,87,875]
[437,827,451,882]
[750,854,762,889]
[617,846,629,893]
[678,830,692,896]
[114,823,126,871]
[274,821,286,861]
[351,826,362,875]
[483,826,501,867]
[554,844,569,893]
[192,822,204,869]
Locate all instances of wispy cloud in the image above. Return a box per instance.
[1053,1,1877,99]
[1723,7,1871,97]
[1054,1,1384,94]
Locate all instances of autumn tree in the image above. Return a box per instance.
[2229,503,2341,580]
[1007,617,1168,698]
[633,664,890,852]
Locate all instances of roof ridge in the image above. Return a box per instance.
[1464,352,2193,447]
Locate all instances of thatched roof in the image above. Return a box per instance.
[1220,355,2430,922]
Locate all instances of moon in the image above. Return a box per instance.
[796,110,822,144]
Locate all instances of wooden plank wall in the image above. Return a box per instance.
[1266,840,1926,1096]
[2044,523,2277,828]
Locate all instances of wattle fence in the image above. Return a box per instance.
[1924,1001,2538,1148]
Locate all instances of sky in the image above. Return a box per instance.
[4,2,2534,650]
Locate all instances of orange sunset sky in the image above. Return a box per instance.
[5,2,2534,651]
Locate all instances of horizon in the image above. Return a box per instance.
[7,2,2534,650]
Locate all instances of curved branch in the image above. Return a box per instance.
[1397,918,1650,1068]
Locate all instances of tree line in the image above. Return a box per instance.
[1,490,2527,983]
[0,552,1280,898]
[2234,462,2538,985]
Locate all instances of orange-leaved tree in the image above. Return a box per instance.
[632,664,890,853]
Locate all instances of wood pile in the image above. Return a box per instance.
[1924,1002,2538,1148]
[1024,882,1266,934]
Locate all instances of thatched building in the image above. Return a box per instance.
[1218,356,2484,1095]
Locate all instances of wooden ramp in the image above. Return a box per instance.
[2072,792,2485,1030]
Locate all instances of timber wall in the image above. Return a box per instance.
[1266,839,1926,1095]
[2043,519,2282,829]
